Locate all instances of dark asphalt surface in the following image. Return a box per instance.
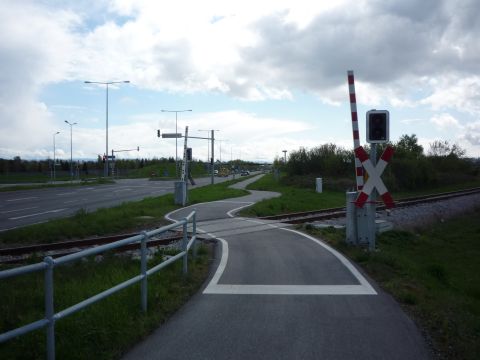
[0,176,233,232]
[122,175,431,360]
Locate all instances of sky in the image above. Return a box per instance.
[1,0,480,163]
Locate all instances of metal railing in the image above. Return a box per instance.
[0,211,197,360]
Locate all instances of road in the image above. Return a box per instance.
[0,176,235,232]
[122,175,430,360]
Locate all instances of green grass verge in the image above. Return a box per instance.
[0,245,211,359]
[240,173,345,217]
[303,209,480,360]
[240,173,480,217]
[0,178,248,247]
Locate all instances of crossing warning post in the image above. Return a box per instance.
[345,71,394,250]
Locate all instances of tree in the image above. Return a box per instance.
[428,140,466,158]
[395,134,424,159]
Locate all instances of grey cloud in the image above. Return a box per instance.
[228,0,477,103]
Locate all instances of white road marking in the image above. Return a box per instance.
[204,284,377,295]
[57,192,75,196]
[6,197,38,202]
[227,203,254,218]
[215,200,253,204]
[1,206,38,214]
[114,188,132,193]
[164,200,254,222]
[203,220,377,296]
[9,208,67,220]
[0,226,18,232]
[63,200,79,204]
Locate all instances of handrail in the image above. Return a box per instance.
[0,210,197,360]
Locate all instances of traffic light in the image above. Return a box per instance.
[366,110,389,143]
[157,129,161,137]
[186,148,192,161]
[102,155,106,163]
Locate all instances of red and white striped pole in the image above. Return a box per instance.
[347,70,364,191]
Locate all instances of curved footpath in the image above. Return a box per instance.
[122,175,430,360]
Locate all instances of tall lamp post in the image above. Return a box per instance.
[199,129,219,184]
[52,131,60,183]
[161,109,192,178]
[64,120,77,179]
[84,80,129,177]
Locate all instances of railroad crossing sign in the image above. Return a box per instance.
[354,145,395,208]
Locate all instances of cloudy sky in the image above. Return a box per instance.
[1,0,479,162]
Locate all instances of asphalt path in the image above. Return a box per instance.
[0,176,235,232]
[122,175,430,360]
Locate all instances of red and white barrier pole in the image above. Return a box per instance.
[347,70,364,191]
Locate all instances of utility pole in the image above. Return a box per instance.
[65,120,77,180]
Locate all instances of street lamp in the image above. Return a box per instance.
[64,120,77,179]
[161,109,192,178]
[199,129,219,184]
[52,131,60,183]
[84,80,130,177]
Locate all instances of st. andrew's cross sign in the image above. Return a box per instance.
[354,145,395,209]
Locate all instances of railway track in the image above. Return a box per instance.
[258,187,480,224]
[2,187,479,263]
[0,231,196,264]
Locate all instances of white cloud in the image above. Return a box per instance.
[2,0,480,159]
[420,76,480,115]
[429,113,460,130]
[461,121,480,146]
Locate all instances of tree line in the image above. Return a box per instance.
[278,134,479,191]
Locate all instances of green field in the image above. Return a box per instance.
[240,173,480,217]
[306,208,480,359]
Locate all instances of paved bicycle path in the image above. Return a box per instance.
[122,175,430,360]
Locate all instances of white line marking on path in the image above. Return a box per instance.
[227,203,254,218]
[63,200,79,204]
[202,220,377,296]
[1,206,38,214]
[57,192,75,196]
[9,208,67,220]
[0,226,18,232]
[6,197,38,202]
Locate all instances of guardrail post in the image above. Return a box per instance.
[140,231,148,312]
[44,256,55,360]
[182,220,188,275]
[192,210,197,260]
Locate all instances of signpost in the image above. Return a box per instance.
[159,129,217,185]
[345,70,394,250]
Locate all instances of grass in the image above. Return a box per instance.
[0,245,211,359]
[240,173,345,217]
[0,178,248,247]
[0,176,250,358]
[303,208,480,360]
[240,173,480,217]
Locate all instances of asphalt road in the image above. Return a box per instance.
[122,175,430,360]
[0,176,234,232]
